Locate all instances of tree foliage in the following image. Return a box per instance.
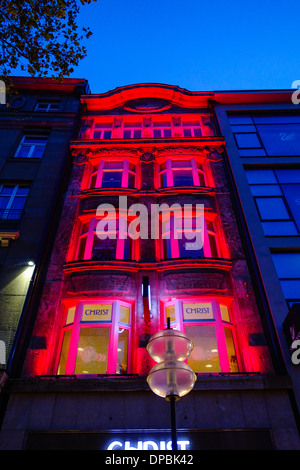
[0,0,96,81]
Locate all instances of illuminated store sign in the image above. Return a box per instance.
[24,429,274,450]
[183,303,213,320]
[106,439,190,450]
[82,304,112,322]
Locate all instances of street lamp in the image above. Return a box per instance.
[146,318,196,450]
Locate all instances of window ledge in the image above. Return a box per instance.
[4,374,292,394]
[63,258,232,274]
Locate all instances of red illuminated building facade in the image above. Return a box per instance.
[0,83,299,450]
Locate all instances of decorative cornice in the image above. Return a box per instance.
[71,143,225,164]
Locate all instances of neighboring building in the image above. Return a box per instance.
[0,83,299,450]
[214,91,300,411]
[0,76,89,376]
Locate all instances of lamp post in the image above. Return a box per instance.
[146,318,196,450]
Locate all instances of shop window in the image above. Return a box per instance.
[87,160,136,189]
[159,158,206,188]
[0,185,30,219]
[163,299,239,373]
[14,134,48,158]
[160,213,219,260]
[57,300,132,375]
[245,168,300,235]
[75,217,136,261]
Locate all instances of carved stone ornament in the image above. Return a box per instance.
[72,151,89,165]
[71,147,139,164]
[140,152,155,163]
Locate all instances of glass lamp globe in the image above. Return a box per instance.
[147,360,197,400]
[146,329,194,363]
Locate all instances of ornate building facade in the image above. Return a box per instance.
[0,84,299,450]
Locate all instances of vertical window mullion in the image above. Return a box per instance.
[166,159,173,187]
[202,219,211,257]
[96,160,104,187]
[122,160,129,187]
[85,218,96,259]
[107,301,119,374]
[65,304,82,374]
[191,158,200,186]
[213,302,230,372]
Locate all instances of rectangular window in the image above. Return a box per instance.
[87,160,136,189]
[14,134,48,158]
[159,158,206,188]
[123,124,142,139]
[57,300,132,375]
[246,168,300,235]
[182,122,202,137]
[153,122,172,138]
[229,114,300,157]
[163,299,239,373]
[160,214,219,260]
[271,253,300,305]
[0,185,29,219]
[75,217,136,262]
[93,124,113,139]
[35,101,60,111]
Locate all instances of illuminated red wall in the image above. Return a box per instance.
[22,84,274,378]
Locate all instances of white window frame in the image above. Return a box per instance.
[160,213,218,260]
[162,298,239,373]
[159,158,207,188]
[88,160,136,189]
[14,134,48,158]
[35,101,60,112]
[182,121,203,137]
[56,299,132,376]
[75,216,136,261]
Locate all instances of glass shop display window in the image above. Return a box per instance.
[57,300,132,375]
[163,299,239,373]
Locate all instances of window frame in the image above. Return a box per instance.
[229,114,300,157]
[182,121,203,137]
[159,210,219,260]
[271,253,300,306]
[93,123,113,139]
[159,157,207,188]
[0,184,29,219]
[123,123,142,139]
[87,159,137,189]
[14,134,48,159]
[35,101,61,112]
[74,215,137,262]
[246,168,300,235]
[56,299,132,376]
[162,298,239,373]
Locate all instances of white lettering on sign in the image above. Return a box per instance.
[183,303,213,320]
[106,439,191,450]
